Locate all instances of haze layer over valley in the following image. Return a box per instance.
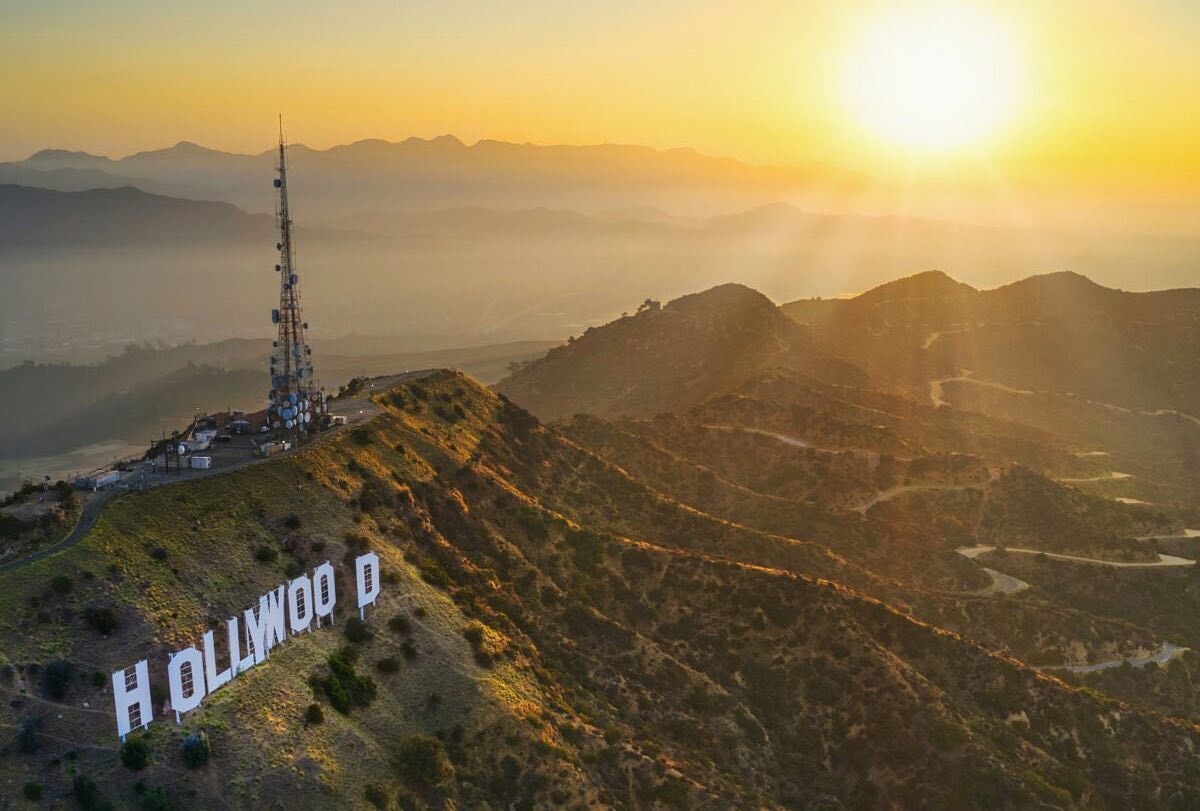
[3,137,1198,368]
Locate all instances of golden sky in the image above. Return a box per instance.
[2,0,1199,197]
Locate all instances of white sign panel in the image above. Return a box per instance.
[112,553,382,739]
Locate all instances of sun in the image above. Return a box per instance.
[843,5,1021,154]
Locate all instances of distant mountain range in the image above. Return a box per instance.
[498,271,1200,419]
[0,185,274,246]
[783,269,1200,414]
[3,136,1198,375]
[2,136,856,222]
[498,272,1200,510]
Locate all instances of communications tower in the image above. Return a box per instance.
[268,119,322,434]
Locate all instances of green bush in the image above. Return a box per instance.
[388,614,411,635]
[50,574,73,594]
[395,734,454,788]
[253,545,278,563]
[181,731,211,769]
[322,653,376,714]
[121,734,151,770]
[22,782,42,801]
[376,656,400,674]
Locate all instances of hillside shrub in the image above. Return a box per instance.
[72,774,114,811]
[388,614,411,635]
[121,734,151,770]
[22,782,42,800]
[84,606,119,635]
[344,616,372,644]
[50,574,73,594]
[305,703,325,725]
[565,528,606,569]
[395,734,454,788]
[322,652,376,713]
[43,660,72,700]
[376,656,400,673]
[253,545,278,563]
[365,783,389,809]
[15,716,39,753]
[181,731,211,769]
[141,786,172,811]
[283,513,303,529]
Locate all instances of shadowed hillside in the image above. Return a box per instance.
[496,284,864,420]
[4,371,1200,809]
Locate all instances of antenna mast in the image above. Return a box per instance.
[268,117,321,436]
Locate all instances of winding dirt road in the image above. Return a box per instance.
[1041,641,1188,674]
[956,545,1195,568]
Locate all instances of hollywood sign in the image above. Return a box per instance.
[111,552,381,739]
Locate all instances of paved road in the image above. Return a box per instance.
[957,545,1195,568]
[0,369,433,575]
[1057,471,1132,483]
[1041,641,1188,674]
[703,424,815,449]
[977,566,1031,595]
[853,483,979,513]
[1137,529,1200,540]
[955,547,1032,595]
[0,487,123,573]
[955,547,1188,668]
[930,374,1034,408]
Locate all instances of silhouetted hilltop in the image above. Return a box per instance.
[781,270,1200,413]
[496,284,862,419]
[0,184,272,245]
[853,269,978,304]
